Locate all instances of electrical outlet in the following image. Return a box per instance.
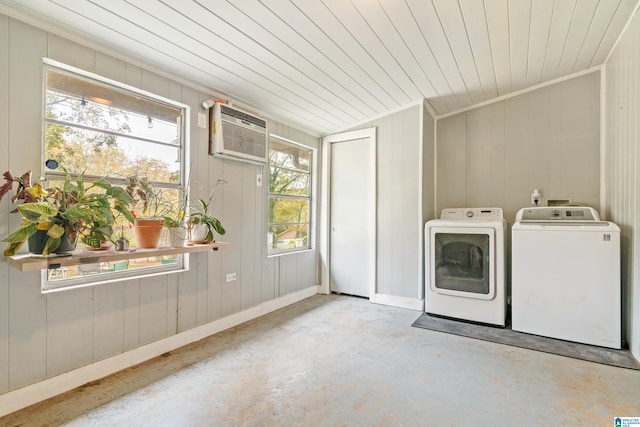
[256,174,262,187]
[226,272,237,282]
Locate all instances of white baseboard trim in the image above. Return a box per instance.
[372,293,424,311]
[0,285,319,417]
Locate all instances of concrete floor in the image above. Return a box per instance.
[2,294,640,426]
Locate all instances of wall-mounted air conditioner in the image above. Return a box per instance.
[208,102,267,164]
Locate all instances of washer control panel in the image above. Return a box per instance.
[440,207,504,220]
[516,206,599,222]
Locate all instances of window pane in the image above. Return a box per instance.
[269,167,309,195]
[45,255,180,284]
[46,69,181,141]
[268,224,308,250]
[269,197,309,224]
[269,138,310,173]
[45,123,180,180]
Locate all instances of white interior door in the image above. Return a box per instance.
[322,128,376,298]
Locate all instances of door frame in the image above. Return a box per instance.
[320,127,377,299]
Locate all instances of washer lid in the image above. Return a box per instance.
[440,207,504,220]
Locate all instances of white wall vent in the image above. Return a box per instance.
[208,102,267,164]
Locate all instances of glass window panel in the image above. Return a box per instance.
[45,124,180,180]
[269,197,309,224]
[268,224,308,250]
[269,138,310,172]
[268,167,309,195]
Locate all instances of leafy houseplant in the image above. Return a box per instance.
[188,198,226,243]
[0,170,133,256]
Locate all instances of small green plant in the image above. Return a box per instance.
[0,170,133,256]
[188,197,225,243]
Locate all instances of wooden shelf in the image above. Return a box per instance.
[7,242,231,272]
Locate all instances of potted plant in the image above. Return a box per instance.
[0,170,133,256]
[188,198,225,243]
[164,206,187,248]
[124,174,176,248]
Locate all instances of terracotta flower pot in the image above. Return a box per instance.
[133,218,165,248]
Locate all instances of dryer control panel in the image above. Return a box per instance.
[440,207,504,220]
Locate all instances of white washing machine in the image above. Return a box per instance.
[425,208,507,326]
[511,206,621,348]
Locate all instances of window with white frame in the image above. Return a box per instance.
[268,136,312,254]
[42,60,187,291]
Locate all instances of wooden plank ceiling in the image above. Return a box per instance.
[0,0,638,136]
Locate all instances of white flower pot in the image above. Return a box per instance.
[167,226,187,248]
[189,224,210,244]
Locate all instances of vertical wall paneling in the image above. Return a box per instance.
[139,276,169,345]
[436,113,467,209]
[7,19,48,391]
[46,290,94,377]
[402,108,419,298]
[220,161,245,318]
[0,14,9,394]
[605,9,640,360]
[166,273,178,336]
[241,164,257,309]
[437,72,601,224]
[254,166,266,304]
[93,284,125,361]
[421,104,436,302]
[47,34,95,72]
[123,279,141,351]
[502,94,530,219]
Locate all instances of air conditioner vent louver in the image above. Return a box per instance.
[209,103,267,164]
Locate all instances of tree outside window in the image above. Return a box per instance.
[268,137,312,253]
[41,62,187,289]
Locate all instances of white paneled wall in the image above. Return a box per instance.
[348,104,432,304]
[604,8,640,361]
[437,72,601,224]
[0,16,319,400]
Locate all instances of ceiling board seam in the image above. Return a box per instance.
[294,0,404,108]
[538,0,556,83]
[272,0,385,112]
[1,4,327,135]
[601,0,640,66]
[507,0,513,91]
[185,0,364,123]
[377,0,440,99]
[554,0,579,78]
[77,0,345,128]
[249,1,380,115]
[481,0,500,99]
[431,0,471,107]
[570,0,601,73]
[458,0,487,100]
[406,0,458,112]
[125,0,349,125]
[525,0,532,87]
[347,0,416,101]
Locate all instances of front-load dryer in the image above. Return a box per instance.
[425,208,507,326]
